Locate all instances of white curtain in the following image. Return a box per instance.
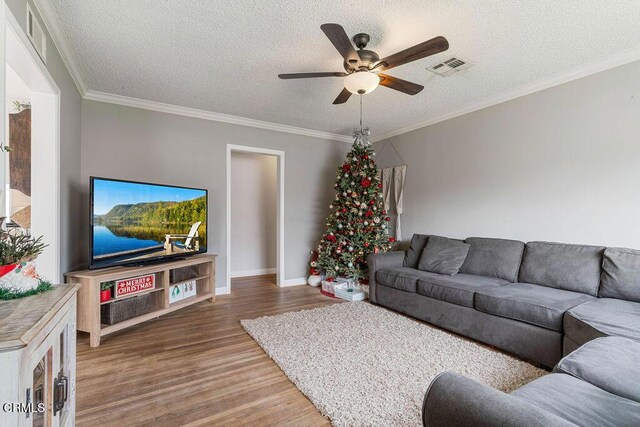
[380,166,407,240]
[393,165,406,241]
[381,168,393,213]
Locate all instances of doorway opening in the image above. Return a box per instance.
[226,145,284,293]
[2,6,60,282]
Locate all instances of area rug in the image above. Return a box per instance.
[241,302,546,427]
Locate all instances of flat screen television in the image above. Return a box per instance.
[90,177,208,269]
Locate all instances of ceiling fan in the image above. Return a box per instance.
[278,23,449,104]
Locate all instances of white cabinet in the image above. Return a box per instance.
[0,284,80,427]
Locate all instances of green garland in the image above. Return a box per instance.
[0,279,53,300]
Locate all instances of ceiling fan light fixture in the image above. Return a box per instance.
[344,71,380,95]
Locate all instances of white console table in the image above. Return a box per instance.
[0,284,80,426]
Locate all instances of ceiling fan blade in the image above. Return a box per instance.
[378,74,424,95]
[333,87,352,104]
[321,23,360,66]
[279,72,348,79]
[378,36,449,71]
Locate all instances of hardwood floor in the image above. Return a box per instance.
[76,275,339,426]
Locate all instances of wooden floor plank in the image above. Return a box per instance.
[76,275,337,426]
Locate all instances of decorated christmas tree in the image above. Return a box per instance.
[309,128,395,283]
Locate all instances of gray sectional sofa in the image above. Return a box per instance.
[369,234,640,425]
[367,234,640,368]
[422,336,640,426]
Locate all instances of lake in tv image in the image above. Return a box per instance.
[92,179,207,266]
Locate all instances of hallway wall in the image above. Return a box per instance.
[230,151,277,276]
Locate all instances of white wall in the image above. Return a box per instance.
[375,59,640,249]
[80,100,348,289]
[230,151,277,276]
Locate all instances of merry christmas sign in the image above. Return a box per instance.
[115,274,155,298]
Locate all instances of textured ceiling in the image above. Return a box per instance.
[49,0,640,139]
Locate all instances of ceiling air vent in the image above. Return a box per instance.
[26,5,47,63]
[427,57,473,77]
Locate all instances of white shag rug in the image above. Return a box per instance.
[241,302,546,427]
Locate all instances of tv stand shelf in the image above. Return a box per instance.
[66,254,216,347]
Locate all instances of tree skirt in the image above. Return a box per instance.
[241,302,546,427]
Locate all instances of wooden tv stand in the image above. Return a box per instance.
[66,254,216,347]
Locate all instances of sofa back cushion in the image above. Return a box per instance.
[600,247,640,302]
[518,241,605,296]
[459,237,525,282]
[404,234,429,268]
[418,236,470,276]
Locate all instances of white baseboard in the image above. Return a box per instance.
[230,268,277,278]
[215,286,230,295]
[280,277,307,287]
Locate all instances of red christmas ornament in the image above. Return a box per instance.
[385,217,391,221]
[389,237,396,243]
[362,155,369,160]
[378,183,383,189]
[382,210,387,215]
[365,210,373,217]
[342,163,351,172]
[342,208,347,213]
[361,178,371,188]
[326,234,337,242]
[364,242,370,247]
[369,200,375,205]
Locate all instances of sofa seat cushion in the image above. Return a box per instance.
[475,283,594,331]
[376,267,435,293]
[564,298,640,346]
[416,273,509,308]
[554,337,640,403]
[511,374,640,427]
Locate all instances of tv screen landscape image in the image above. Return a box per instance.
[90,177,208,269]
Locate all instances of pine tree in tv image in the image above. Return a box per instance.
[92,179,207,266]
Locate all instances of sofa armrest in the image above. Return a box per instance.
[423,372,575,427]
[367,251,405,303]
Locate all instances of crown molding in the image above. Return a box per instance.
[29,1,353,142]
[372,45,640,142]
[32,0,87,96]
[85,90,353,142]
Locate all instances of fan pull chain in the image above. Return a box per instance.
[359,95,363,131]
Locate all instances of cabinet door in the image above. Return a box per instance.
[53,310,76,427]
[23,342,52,427]
[20,304,76,427]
